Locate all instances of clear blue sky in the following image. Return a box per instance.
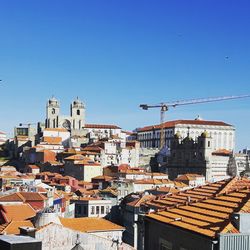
[0,0,249,150]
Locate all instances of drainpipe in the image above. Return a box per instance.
[212,240,218,250]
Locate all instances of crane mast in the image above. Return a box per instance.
[140,94,250,149]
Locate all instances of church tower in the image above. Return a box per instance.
[46,97,60,128]
[198,130,213,180]
[70,97,85,130]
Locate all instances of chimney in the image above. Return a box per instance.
[19,227,36,238]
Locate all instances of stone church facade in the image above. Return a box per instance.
[45,97,86,136]
[165,131,231,181]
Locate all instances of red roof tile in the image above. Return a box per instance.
[138,119,232,132]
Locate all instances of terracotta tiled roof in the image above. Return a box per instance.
[82,145,103,153]
[147,172,169,177]
[137,119,232,132]
[0,192,47,203]
[19,192,47,201]
[78,180,92,185]
[43,136,62,145]
[99,187,118,197]
[16,136,29,141]
[146,187,250,238]
[0,204,36,223]
[142,178,238,210]
[175,174,204,181]
[120,169,146,175]
[71,196,101,201]
[60,217,124,232]
[149,187,179,194]
[118,164,130,172]
[127,195,156,208]
[77,160,101,166]
[0,193,25,202]
[92,175,113,181]
[0,220,34,235]
[44,128,68,132]
[85,124,121,129]
[28,165,40,169]
[212,149,232,156]
[64,154,85,160]
[134,179,173,185]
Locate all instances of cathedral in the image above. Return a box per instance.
[45,97,86,135]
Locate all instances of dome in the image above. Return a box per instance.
[48,96,59,106]
[72,97,84,107]
[34,207,61,228]
[174,131,181,139]
[195,115,203,121]
[183,135,193,142]
[201,130,209,138]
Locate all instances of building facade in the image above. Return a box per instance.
[165,132,232,180]
[45,97,86,135]
[0,132,7,146]
[137,118,235,151]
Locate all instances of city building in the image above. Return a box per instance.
[43,128,71,147]
[60,217,125,242]
[165,131,232,180]
[0,131,7,146]
[70,197,112,218]
[64,155,103,181]
[45,97,86,136]
[137,118,235,151]
[175,174,205,187]
[144,184,250,250]
[0,235,41,250]
[85,124,126,142]
[82,140,140,167]
[228,152,250,176]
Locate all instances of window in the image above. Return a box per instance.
[52,108,55,114]
[101,206,104,214]
[91,206,95,215]
[106,206,110,214]
[83,206,87,215]
[76,205,82,214]
[77,109,80,115]
[208,141,210,147]
[159,239,172,250]
[96,206,100,214]
[16,127,29,136]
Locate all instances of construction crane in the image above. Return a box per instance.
[140,94,250,149]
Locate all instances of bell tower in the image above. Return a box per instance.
[70,97,85,130]
[46,97,60,128]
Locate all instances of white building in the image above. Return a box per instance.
[0,131,7,145]
[84,124,126,142]
[45,97,86,136]
[43,128,70,147]
[71,197,112,218]
[82,140,140,167]
[64,155,103,181]
[228,152,250,176]
[137,117,235,151]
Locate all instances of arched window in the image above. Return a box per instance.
[52,108,55,114]
[77,109,80,115]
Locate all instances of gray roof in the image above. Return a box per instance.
[0,235,41,244]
